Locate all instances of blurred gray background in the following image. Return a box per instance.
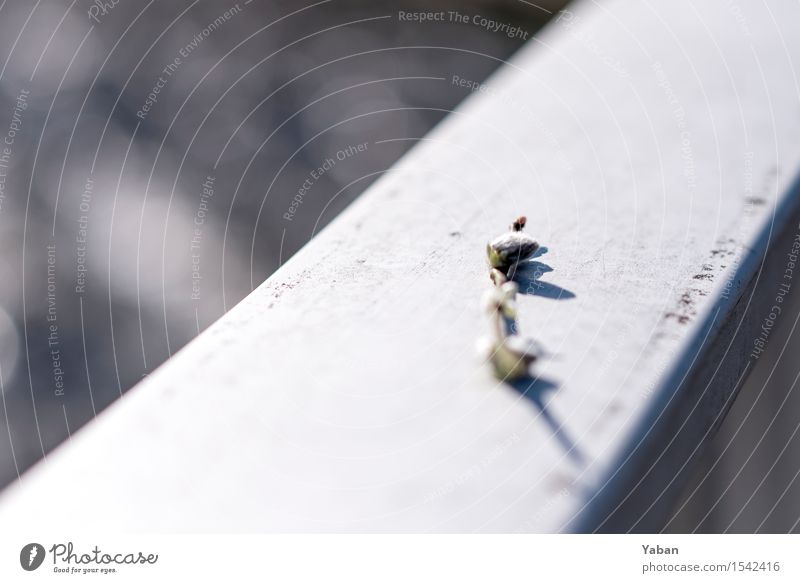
[0,0,797,532]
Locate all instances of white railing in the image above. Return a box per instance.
[2,0,800,532]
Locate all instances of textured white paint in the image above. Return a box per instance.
[2,0,800,532]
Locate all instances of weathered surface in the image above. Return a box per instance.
[2,0,800,532]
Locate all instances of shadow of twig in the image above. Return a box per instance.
[508,375,586,468]
[512,259,576,300]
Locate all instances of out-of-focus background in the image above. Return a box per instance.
[0,0,797,532]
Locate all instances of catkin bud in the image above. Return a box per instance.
[486,231,539,276]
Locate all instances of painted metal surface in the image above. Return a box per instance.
[1,0,799,532]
